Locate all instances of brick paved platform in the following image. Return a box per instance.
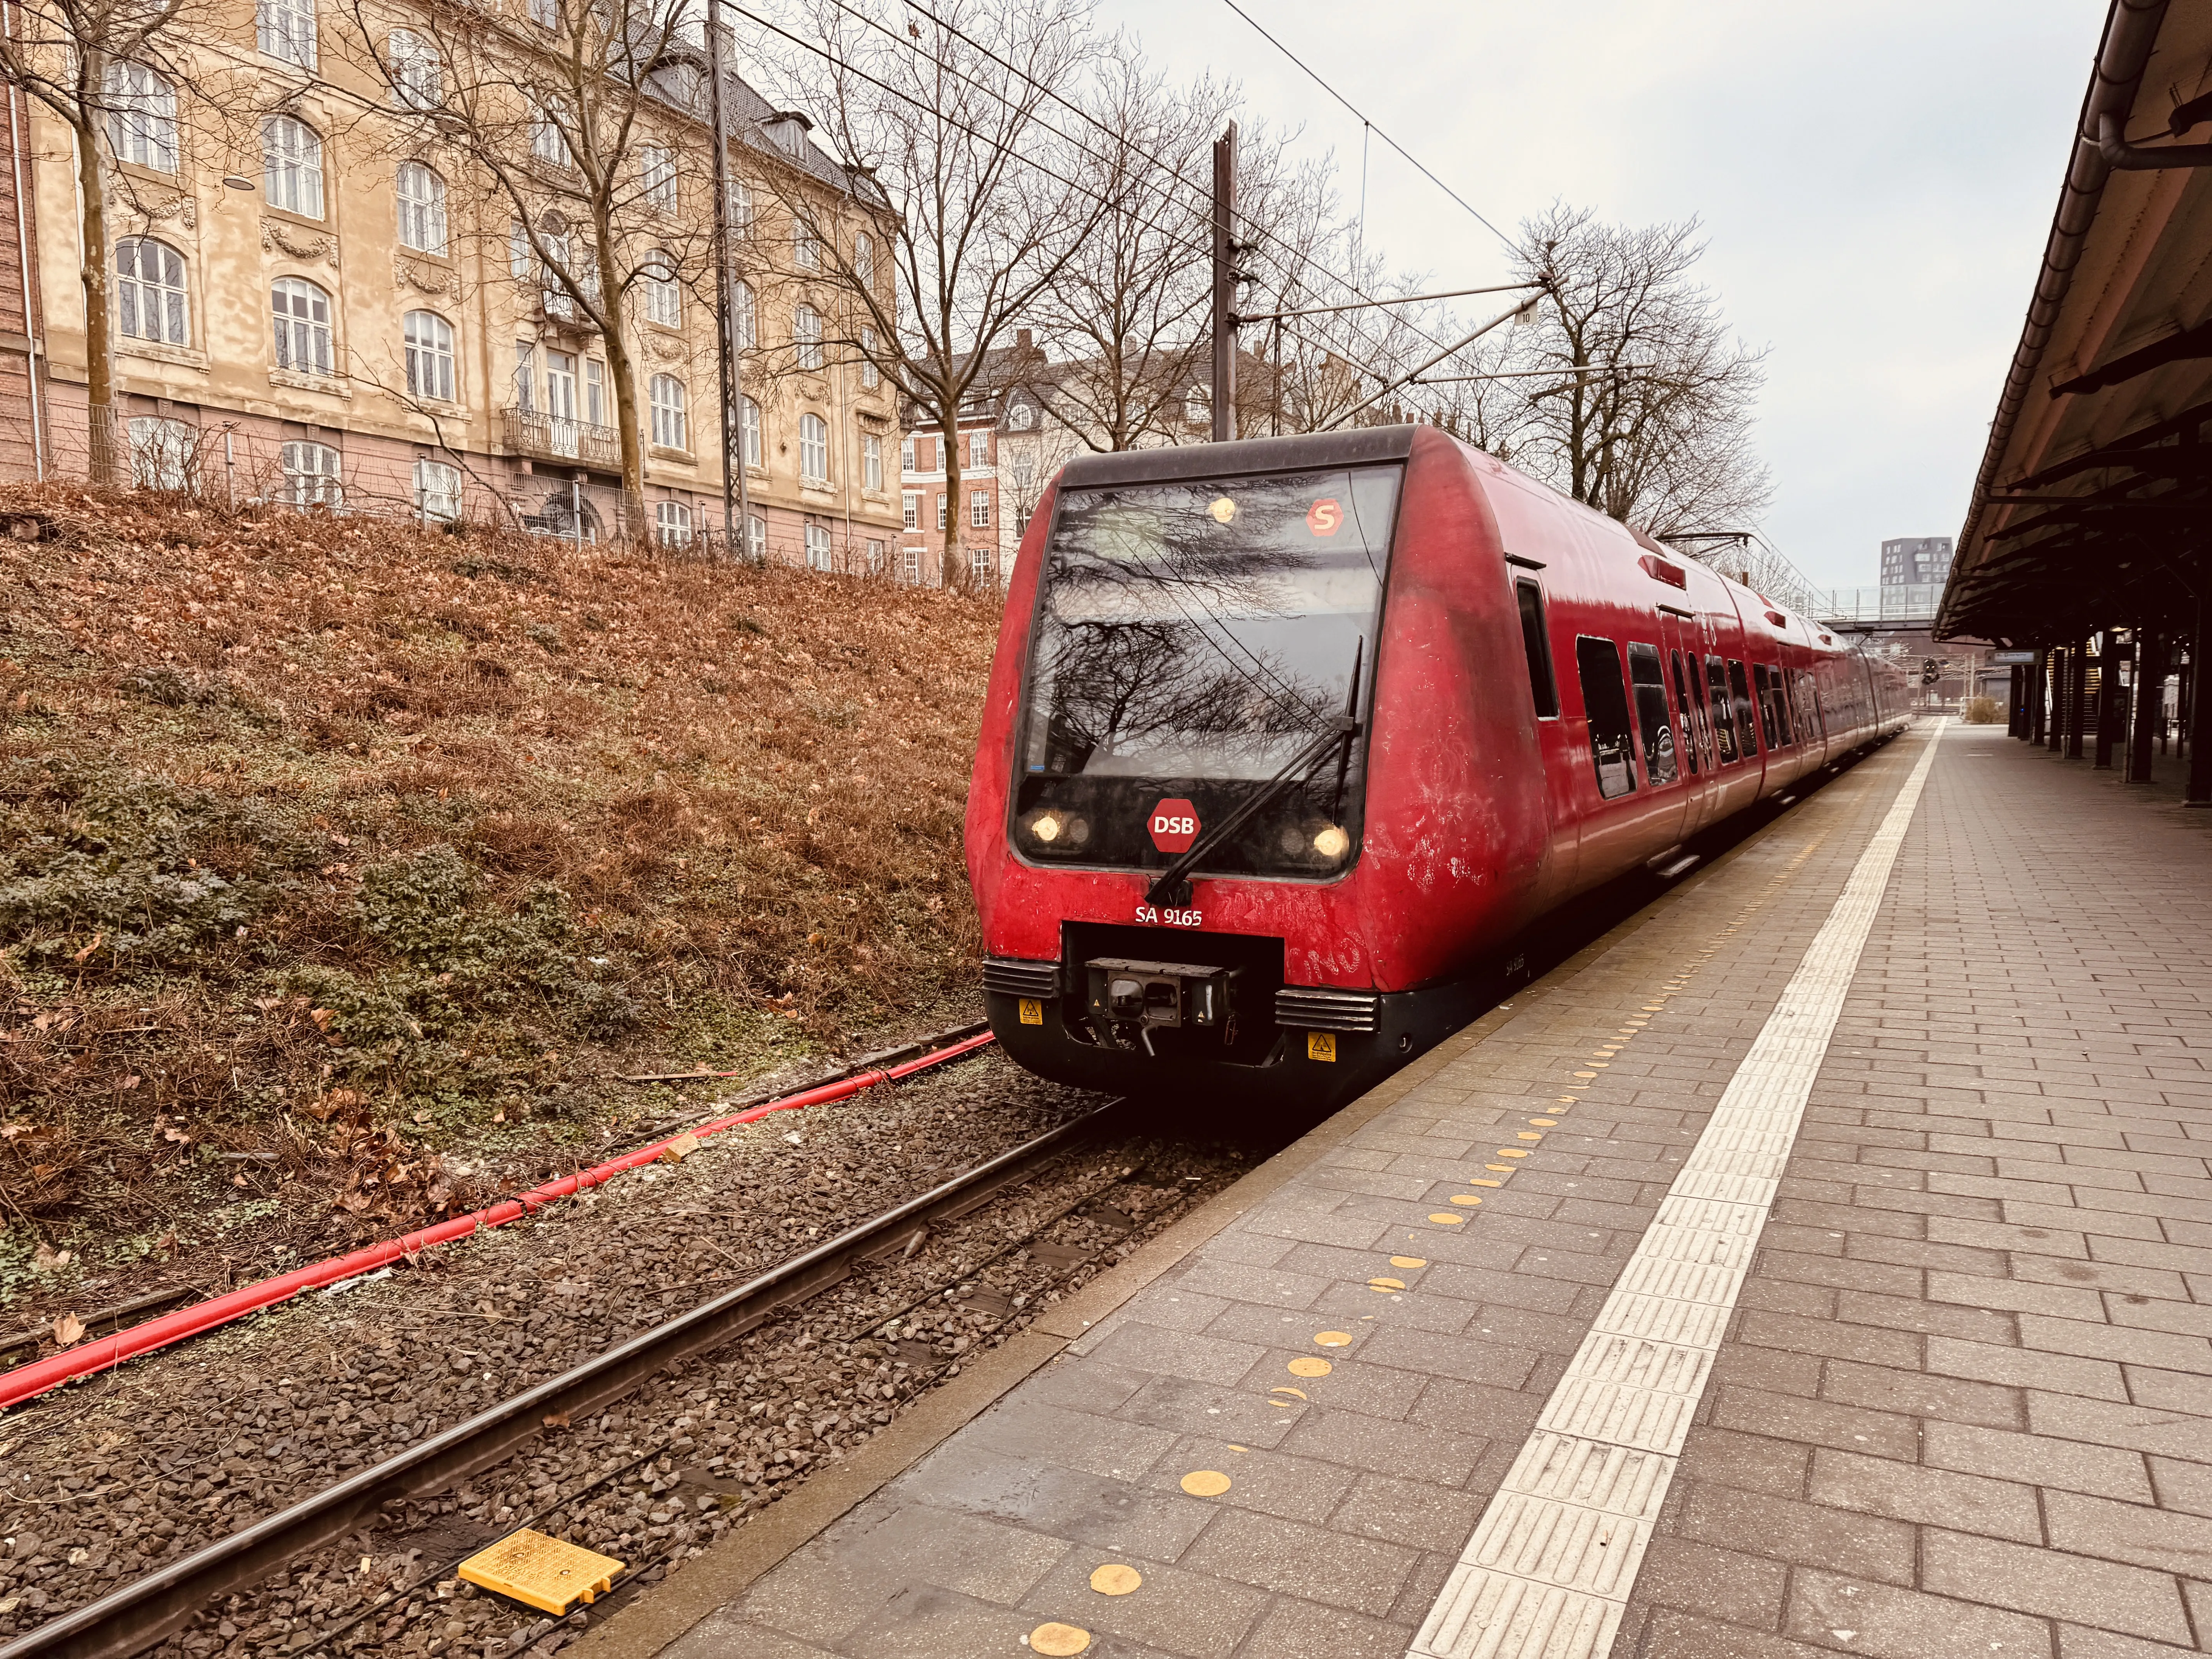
[623,722,2212,1659]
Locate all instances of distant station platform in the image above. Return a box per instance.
[576,720,2212,1659]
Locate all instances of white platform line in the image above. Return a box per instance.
[1408,725,1947,1659]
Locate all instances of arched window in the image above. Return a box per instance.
[732,279,756,350]
[279,440,342,507]
[642,252,680,328]
[261,115,323,216]
[649,374,687,449]
[271,276,333,374]
[115,237,187,345]
[860,325,879,390]
[799,412,828,484]
[106,64,177,171]
[388,29,441,108]
[655,500,692,548]
[793,303,822,370]
[127,416,196,490]
[804,522,831,570]
[740,395,761,466]
[1008,400,1034,431]
[415,458,461,522]
[854,232,874,290]
[396,161,447,254]
[404,310,455,402]
[256,0,316,67]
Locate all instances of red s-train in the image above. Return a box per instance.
[966,425,1909,1109]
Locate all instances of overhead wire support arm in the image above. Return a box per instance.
[1413,361,1656,385]
[1319,288,1548,431]
[1238,280,1544,327]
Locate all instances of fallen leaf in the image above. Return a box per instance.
[541,1411,571,1429]
[70,933,105,963]
[52,1312,86,1346]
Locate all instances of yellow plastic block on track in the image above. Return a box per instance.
[459,1529,625,1615]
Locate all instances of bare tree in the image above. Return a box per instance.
[0,0,241,480]
[753,0,1109,586]
[1498,203,1771,539]
[347,0,712,520]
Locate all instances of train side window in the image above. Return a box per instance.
[1706,656,1738,763]
[1767,664,1795,746]
[1574,636,1637,799]
[1728,659,1759,755]
[1798,671,1825,742]
[1669,648,1700,775]
[1515,580,1559,719]
[1626,642,1678,785]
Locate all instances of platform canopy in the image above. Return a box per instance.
[1939,0,2212,645]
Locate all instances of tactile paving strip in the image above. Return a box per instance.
[1409,727,1946,1659]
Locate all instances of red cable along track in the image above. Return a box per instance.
[0,1031,994,1413]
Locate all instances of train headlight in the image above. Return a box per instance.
[1065,814,1091,847]
[1314,825,1350,859]
[1030,812,1063,845]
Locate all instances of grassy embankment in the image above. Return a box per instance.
[0,487,1000,1322]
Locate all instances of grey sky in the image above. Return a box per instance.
[1100,0,2096,589]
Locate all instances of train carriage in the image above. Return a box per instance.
[967,424,1908,1109]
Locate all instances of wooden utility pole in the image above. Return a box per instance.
[1210,121,1236,443]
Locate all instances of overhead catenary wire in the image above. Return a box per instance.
[1214,0,1518,255]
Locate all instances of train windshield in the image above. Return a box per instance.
[1012,464,1401,880]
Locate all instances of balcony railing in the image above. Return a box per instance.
[502,406,623,472]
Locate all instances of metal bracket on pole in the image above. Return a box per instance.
[1211,122,1237,443]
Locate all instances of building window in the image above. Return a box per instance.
[531,114,571,167]
[126,417,195,490]
[862,433,883,492]
[512,341,535,411]
[805,522,831,570]
[257,0,315,67]
[397,161,447,254]
[649,374,687,449]
[1185,385,1208,426]
[279,440,342,508]
[902,545,921,584]
[728,180,753,238]
[968,429,989,471]
[902,491,919,531]
[732,279,756,349]
[866,538,884,572]
[793,303,823,370]
[799,412,828,484]
[415,458,462,522]
[527,0,554,24]
[936,495,946,531]
[900,438,915,474]
[972,491,990,529]
[970,546,995,585]
[115,238,187,345]
[656,500,693,547]
[745,513,765,561]
[271,276,333,374]
[107,64,177,172]
[387,29,441,108]
[643,252,681,327]
[741,395,761,466]
[585,357,604,425]
[1008,400,1033,431]
[261,115,323,216]
[404,310,455,402]
[642,144,677,213]
[860,326,879,390]
[854,231,874,290]
[794,222,820,271]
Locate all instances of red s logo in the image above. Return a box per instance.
[1306,498,1342,536]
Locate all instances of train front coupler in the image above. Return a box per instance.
[1084,957,1243,1055]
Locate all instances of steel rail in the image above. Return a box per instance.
[0,1101,1125,1659]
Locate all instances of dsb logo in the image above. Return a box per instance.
[1148,798,1200,852]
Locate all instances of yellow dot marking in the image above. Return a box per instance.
[1587,1061,1609,1067]
[1486,1164,1513,1173]
[1287,1357,1332,1377]
[1448,1194,1483,1206]
[1090,1564,1142,1596]
[1227,1445,1249,1453]
[1470,1178,1502,1187]
[1517,1132,1543,1141]
[1427,1212,1466,1225]
[1643,1004,1663,1011]
[1180,1470,1231,1496]
[1369,1276,1406,1291]
[1573,1071,1597,1079]
[1030,1623,1092,1656]
[1390,1256,1426,1269]
[1530,1118,1558,1127]
[1271,1386,1308,1400]
[1557,1097,1578,1104]
[1496,1149,1530,1159]
[1315,1331,1353,1347]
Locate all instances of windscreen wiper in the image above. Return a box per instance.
[1144,641,1364,910]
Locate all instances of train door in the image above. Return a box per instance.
[1659,610,1718,837]
[1511,571,1579,897]
[1625,641,1692,847]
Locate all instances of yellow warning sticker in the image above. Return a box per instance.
[1308,1031,1337,1062]
[1018,998,1044,1025]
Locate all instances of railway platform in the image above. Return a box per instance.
[577,719,2212,1659]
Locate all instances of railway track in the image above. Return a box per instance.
[0,1069,1269,1659]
